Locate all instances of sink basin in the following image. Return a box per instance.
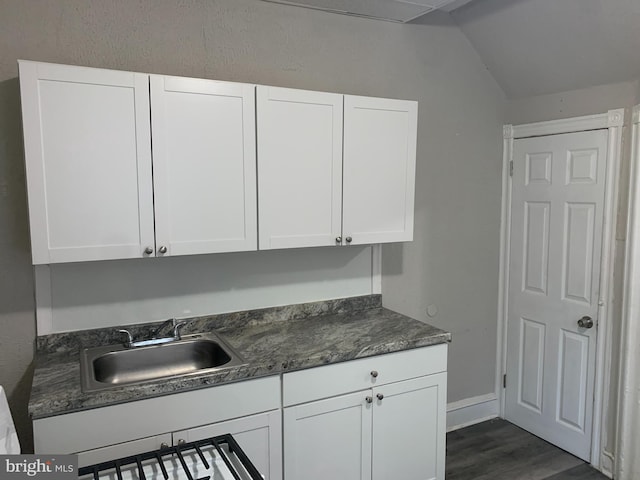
[80,333,246,392]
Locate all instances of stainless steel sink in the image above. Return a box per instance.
[80,333,246,392]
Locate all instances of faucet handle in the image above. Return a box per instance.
[173,321,188,340]
[117,329,133,347]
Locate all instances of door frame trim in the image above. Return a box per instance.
[616,104,640,479]
[497,110,625,470]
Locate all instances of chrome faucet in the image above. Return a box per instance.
[117,318,188,348]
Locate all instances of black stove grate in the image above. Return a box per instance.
[78,433,262,480]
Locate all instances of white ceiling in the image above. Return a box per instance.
[451,0,640,98]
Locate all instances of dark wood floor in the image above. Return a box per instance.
[446,419,608,480]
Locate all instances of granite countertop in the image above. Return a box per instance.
[29,295,451,419]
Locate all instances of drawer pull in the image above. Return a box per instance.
[370,370,379,378]
[365,396,373,404]
[377,393,384,401]
[160,442,169,449]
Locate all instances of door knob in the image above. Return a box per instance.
[376,393,384,401]
[336,236,342,244]
[144,246,153,255]
[365,396,373,404]
[577,316,593,329]
[159,246,168,254]
[345,236,352,244]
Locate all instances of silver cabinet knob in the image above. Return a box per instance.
[159,246,168,254]
[177,439,186,445]
[365,396,373,404]
[346,236,352,243]
[370,370,379,378]
[376,393,384,401]
[160,442,169,449]
[336,236,342,244]
[577,316,594,329]
[144,246,153,255]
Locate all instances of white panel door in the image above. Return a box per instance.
[283,391,372,480]
[19,61,154,264]
[257,86,343,249]
[173,410,282,480]
[372,373,446,480]
[151,75,257,256]
[343,95,417,245]
[505,130,608,461]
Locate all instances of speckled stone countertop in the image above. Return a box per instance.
[30,295,450,419]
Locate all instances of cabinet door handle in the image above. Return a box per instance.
[346,236,352,244]
[159,246,168,254]
[177,438,186,445]
[365,396,373,404]
[336,236,342,244]
[160,442,169,449]
[376,393,384,401]
[370,370,379,378]
[144,246,153,255]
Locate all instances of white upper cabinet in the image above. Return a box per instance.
[20,60,417,264]
[150,75,257,256]
[19,61,154,264]
[257,90,417,250]
[343,95,417,245]
[257,86,343,250]
[19,62,258,264]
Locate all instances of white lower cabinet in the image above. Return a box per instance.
[34,376,282,477]
[371,374,446,480]
[284,391,372,480]
[34,346,446,480]
[173,410,282,480]
[282,345,447,480]
[73,410,283,480]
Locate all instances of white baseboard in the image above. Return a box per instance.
[599,450,614,479]
[447,393,500,432]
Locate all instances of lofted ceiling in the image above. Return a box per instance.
[260,0,475,22]
[451,0,640,99]
[258,0,640,100]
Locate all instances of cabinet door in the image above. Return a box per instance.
[151,75,257,256]
[19,61,154,264]
[172,410,282,480]
[343,95,417,245]
[257,86,343,249]
[372,373,447,480]
[284,391,372,480]
[75,433,171,468]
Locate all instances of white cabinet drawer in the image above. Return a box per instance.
[34,376,280,454]
[283,344,447,406]
[76,434,172,468]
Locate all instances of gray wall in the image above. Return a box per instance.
[506,80,639,464]
[506,80,639,125]
[0,0,506,451]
